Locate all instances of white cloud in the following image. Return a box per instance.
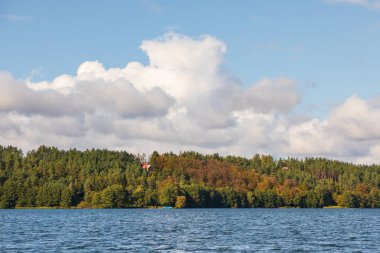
[325,0,380,9]
[139,0,163,13]
[329,96,380,141]
[0,72,82,116]
[356,144,380,164]
[0,14,32,22]
[0,33,380,164]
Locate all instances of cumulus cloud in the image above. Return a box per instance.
[0,72,81,116]
[329,96,380,141]
[0,33,379,164]
[237,77,300,113]
[1,66,175,119]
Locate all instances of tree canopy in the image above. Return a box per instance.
[0,146,379,208]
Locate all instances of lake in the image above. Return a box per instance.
[1,209,379,252]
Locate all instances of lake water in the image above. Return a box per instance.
[1,209,379,252]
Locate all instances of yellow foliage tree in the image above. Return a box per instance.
[175,196,187,208]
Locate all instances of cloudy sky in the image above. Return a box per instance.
[1,0,380,163]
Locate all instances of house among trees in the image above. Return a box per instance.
[141,163,152,172]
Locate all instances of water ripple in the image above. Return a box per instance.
[0,209,379,252]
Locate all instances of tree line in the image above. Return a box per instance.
[0,145,379,208]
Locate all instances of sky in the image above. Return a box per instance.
[1,0,380,163]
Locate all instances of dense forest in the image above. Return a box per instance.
[0,145,379,208]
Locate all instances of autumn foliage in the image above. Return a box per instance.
[0,146,379,208]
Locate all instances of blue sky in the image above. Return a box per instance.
[2,0,380,109]
[1,0,380,163]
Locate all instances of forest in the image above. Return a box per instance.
[0,145,379,208]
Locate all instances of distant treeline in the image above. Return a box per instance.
[0,145,379,208]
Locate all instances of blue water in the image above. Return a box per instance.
[1,209,379,252]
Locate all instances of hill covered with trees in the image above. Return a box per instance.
[0,145,379,208]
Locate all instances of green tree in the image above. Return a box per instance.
[159,184,178,206]
[60,187,73,208]
[342,191,359,208]
[101,184,127,208]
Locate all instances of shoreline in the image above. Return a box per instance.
[8,206,355,210]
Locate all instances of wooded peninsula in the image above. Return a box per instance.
[0,145,379,208]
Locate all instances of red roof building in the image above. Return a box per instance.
[141,163,152,171]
